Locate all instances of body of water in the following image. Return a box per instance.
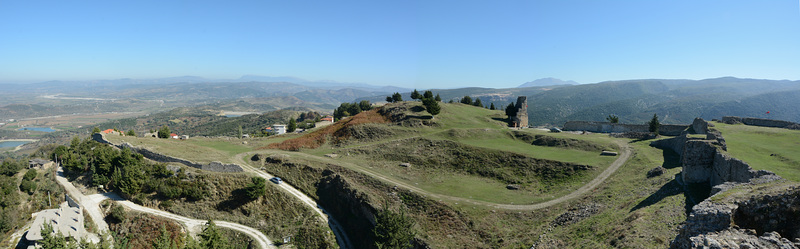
[0,141,31,148]
[17,127,56,132]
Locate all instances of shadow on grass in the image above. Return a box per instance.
[631,173,711,214]
[216,188,252,211]
[630,177,683,212]
[410,106,425,112]
[491,117,511,124]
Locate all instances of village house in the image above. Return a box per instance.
[170,133,179,139]
[28,159,54,169]
[273,124,287,134]
[321,116,334,122]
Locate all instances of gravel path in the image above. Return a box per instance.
[248,140,632,211]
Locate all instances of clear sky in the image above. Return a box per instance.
[1,1,798,89]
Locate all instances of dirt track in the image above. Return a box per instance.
[247,140,632,211]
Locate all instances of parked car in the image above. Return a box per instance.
[550,127,562,133]
[270,177,282,184]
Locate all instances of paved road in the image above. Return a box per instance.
[54,166,109,233]
[56,166,275,249]
[232,154,353,249]
[247,140,632,211]
[95,193,275,249]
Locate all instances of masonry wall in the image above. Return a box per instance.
[562,121,688,136]
[722,116,800,129]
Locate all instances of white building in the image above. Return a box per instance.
[273,124,287,134]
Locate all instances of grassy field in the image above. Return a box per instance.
[713,122,800,182]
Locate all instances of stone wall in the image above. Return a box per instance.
[108,140,243,173]
[511,96,528,128]
[680,140,717,184]
[722,116,800,129]
[563,121,688,136]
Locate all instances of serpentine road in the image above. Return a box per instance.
[231,154,353,249]
[244,140,632,211]
[55,166,275,249]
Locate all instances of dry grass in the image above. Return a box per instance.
[265,109,390,151]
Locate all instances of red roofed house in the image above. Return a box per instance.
[321,116,334,122]
[170,133,179,139]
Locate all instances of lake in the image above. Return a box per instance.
[17,127,56,132]
[0,140,31,148]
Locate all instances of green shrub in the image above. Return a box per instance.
[23,169,37,181]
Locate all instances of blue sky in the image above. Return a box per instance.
[1,1,798,89]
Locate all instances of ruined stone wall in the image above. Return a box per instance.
[680,140,718,184]
[562,121,688,136]
[115,142,243,173]
[511,96,528,127]
[722,116,800,129]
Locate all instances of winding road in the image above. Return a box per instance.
[244,140,632,211]
[231,154,353,249]
[54,166,276,249]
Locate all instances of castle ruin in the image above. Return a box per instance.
[511,96,528,128]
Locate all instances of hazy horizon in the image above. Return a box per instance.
[2,1,799,89]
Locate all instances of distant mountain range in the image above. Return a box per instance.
[3,76,800,127]
[517,77,579,87]
[359,77,800,126]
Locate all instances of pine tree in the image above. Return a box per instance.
[199,220,230,249]
[373,205,416,249]
[423,90,433,99]
[410,89,422,100]
[288,118,297,132]
[606,114,619,123]
[648,114,660,135]
[473,98,483,107]
[434,94,442,102]
[386,96,393,103]
[392,92,403,102]
[490,103,496,110]
[423,97,441,117]
[460,96,472,105]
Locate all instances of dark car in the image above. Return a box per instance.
[270,177,282,184]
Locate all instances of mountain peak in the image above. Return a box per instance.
[518,78,579,88]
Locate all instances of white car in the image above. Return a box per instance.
[270,177,282,184]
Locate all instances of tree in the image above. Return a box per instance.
[422,97,441,117]
[648,113,661,135]
[288,118,297,133]
[434,94,442,102]
[244,177,266,199]
[423,90,433,99]
[386,96,393,103]
[473,98,483,107]
[126,129,136,136]
[460,96,473,105]
[410,89,422,100]
[359,100,372,111]
[152,225,177,249]
[92,127,101,134]
[238,125,243,138]
[392,92,403,102]
[199,220,230,249]
[157,125,170,139]
[490,103,496,110]
[606,114,619,123]
[505,103,517,118]
[373,205,416,249]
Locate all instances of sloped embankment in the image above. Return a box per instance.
[511,131,615,152]
[253,154,499,248]
[344,137,593,185]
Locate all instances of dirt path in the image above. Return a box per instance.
[231,154,353,249]
[248,140,632,211]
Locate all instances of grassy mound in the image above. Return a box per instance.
[511,131,612,152]
[714,123,800,181]
[266,108,390,150]
[344,137,593,185]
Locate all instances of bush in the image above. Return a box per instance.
[245,177,266,200]
[19,179,36,194]
[23,169,37,181]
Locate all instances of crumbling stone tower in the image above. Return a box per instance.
[511,96,528,128]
